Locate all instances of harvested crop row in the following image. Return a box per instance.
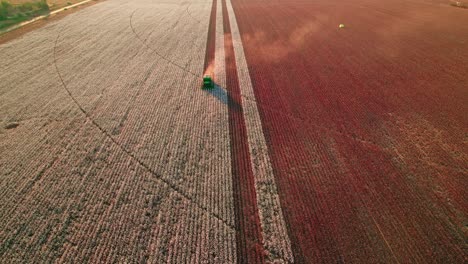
[221,0,265,262]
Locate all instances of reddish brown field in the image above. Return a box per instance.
[233,0,468,263]
[231,0,467,262]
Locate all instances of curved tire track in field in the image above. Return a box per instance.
[52,30,233,230]
[129,8,200,79]
[185,3,204,25]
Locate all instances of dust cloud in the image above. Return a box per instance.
[241,16,328,62]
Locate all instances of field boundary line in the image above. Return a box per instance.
[225,0,294,262]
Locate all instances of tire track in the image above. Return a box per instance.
[53,31,233,231]
[129,8,199,79]
[220,0,266,262]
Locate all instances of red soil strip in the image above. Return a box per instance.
[203,0,217,78]
[230,0,467,262]
[222,0,265,262]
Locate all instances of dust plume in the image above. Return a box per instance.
[203,61,215,77]
[242,18,325,62]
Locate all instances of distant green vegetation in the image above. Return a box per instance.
[0,0,49,31]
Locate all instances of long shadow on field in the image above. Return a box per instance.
[205,83,228,105]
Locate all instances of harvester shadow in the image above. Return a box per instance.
[204,83,242,110]
[205,83,228,104]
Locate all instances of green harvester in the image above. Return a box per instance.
[203,75,214,89]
